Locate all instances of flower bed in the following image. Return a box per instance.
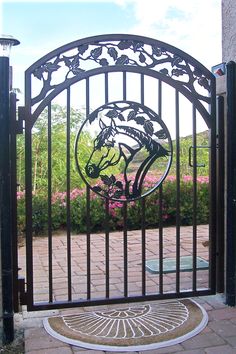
[17,175,209,235]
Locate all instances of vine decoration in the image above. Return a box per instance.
[31,39,212,107]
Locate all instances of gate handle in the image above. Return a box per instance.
[188,146,210,168]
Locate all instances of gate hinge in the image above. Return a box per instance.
[18,275,27,306]
[17,106,26,134]
[9,91,23,135]
[9,92,24,135]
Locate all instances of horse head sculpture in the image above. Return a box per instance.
[76,101,172,200]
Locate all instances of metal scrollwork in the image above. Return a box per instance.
[30,35,212,108]
[75,100,172,201]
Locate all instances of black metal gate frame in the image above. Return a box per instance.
[14,34,217,311]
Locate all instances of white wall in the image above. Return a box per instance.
[222,0,236,62]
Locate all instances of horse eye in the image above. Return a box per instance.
[107,140,115,147]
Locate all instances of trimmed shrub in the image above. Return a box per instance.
[17,175,209,235]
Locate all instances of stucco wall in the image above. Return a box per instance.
[222,0,236,62]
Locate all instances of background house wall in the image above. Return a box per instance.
[222,0,236,62]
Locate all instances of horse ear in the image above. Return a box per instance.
[99,119,107,130]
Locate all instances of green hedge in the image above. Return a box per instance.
[17,176,209,235]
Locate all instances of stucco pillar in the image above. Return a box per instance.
[222,0,236,62]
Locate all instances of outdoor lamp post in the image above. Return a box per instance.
[0,34,20,344]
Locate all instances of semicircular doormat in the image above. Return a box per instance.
[43,299,208,352]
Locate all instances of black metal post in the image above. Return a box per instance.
[226,61,236,306]
[0,56,14,343]
[216,95,225,293]
[10,91,19,313]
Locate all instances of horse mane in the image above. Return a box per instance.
[117,125,169,156]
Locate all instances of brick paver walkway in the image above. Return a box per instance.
[15,225,236,353]
[18,225,210,303]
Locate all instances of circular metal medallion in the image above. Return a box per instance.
[75,100,172,201]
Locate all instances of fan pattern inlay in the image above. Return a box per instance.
[62,301,189,339]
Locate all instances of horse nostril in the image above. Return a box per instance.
[85,164,100,178]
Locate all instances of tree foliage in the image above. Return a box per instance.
[17,104,122,192]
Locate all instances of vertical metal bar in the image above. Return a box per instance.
[66,87,72,301]
[226,61,236,306]
[159,186,163,294]
[175,90,180,293]
[140,74,144,105]
[141,198,146,296]
[86,186,91,299]
[25,123,34,309]
[209,77,217,294]
[9,92,19,312]
[105,198,110,298]
[123,72,127,101]
[104,73,110,299]
[216,95,225,293]
[86,78,91,300]
[86,77,90,116]
[47,103,53,302]
[25,99,33,309]
[0,56,14,342]
[105,72,108,104]
[141,71,146,296]
[192,105,197,292]
[123,201,128,297]
[123,72,128,297]
[24,68,34,310]
[158,79,163,294]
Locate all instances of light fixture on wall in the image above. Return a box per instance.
[211,62,226,77]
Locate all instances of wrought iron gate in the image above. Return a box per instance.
[15,34,217,311]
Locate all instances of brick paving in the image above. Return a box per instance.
[15,225,236,353]
[18,225,210,303]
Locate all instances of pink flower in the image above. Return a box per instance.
[109,209,117,218]
[182,175,209,184]
[183,175,193,182]
[70,188,84,200]
[197,176,209,184]
[51,191,66,204]
[17,191,25,200]
[166,175,176,182]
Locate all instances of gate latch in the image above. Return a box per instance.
[188,146,210,168]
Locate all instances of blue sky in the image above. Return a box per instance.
[2,2,132,71]
[1,0,222,97]
[2,2,132,46]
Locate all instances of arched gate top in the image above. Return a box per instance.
[25,33,215,123]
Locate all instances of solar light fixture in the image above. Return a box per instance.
[0,34,20,57]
